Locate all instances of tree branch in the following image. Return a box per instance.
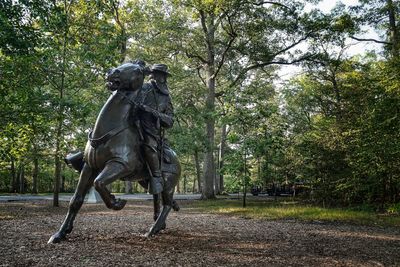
[243,0,296,14]
[230,54,314,87]
[350,36,391,45]
[214,12,238,78]
[199,9,210,47]
[196,67,207,86]
[214,36,236,79]
[230,34,312,87]
[251,1,291,10]
[185,50,209,64]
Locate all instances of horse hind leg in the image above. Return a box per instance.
[94,161,131,210]
[153,193,161,221]
[48,163,95,244]
[146,204,172,237]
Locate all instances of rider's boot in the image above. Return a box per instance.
[145,147,164,194]
[149,170,164,194]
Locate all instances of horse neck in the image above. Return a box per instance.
[92,91,132,137]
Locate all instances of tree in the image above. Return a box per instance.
[350,0,400,58]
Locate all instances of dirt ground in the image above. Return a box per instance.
[0,200,399,267]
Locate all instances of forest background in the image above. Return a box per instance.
[1,0,399,209]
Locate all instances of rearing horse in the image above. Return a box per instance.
[48,61,181,243]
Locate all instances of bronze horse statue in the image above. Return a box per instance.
[48,61,181,243]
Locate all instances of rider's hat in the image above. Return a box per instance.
[151,64,171,76]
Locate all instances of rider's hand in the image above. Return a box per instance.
[141,104,159,118]
[140,104,152,112]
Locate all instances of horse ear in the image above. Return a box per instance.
[130,59,146,67]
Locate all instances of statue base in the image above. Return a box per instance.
[86,187,102,203]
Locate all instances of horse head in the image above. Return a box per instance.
[106,60,150,92]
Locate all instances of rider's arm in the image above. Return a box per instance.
[160,97,174,128]
[140,98,174,128]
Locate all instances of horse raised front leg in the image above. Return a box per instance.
[48,163,95,244]
[94,161,130,210]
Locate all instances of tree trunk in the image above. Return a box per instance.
[387,0,399,58]
[10,158,17,193]
[53,8,68,207]
[53,148,62,207]
[194,150,202,193]
[176,179,180,193]
[218,124,227,193]
[19,164,25,194]
[32,156,39,194]
[243,149,247,208]
[111,0,127,64]
[183,175,187,193]
[192,175,196,193]
[125,181,133,194]
[201,11,216,200]
[202,74,216,199]
[61,175,65,193]
[214,149,220,194]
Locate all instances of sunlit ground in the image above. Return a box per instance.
[188,199,400,227]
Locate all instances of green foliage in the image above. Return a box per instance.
[1,0,400,210]
[283,54,400,206]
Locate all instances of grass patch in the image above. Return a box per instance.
[188,199,400,227]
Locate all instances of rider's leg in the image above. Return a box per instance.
[94,161,130,210]
[48,163,95,243]
[143,135,163,194]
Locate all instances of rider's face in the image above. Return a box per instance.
[150,71,167,83]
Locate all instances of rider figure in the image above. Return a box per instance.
[139,64,174,194]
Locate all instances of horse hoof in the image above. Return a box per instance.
[65,226,73,234]
[145,229,157,238]
[145,222,166,237]
[172,201,180,211]
[48,232,65,244]
[145,226,159,237]
[112,199,127,211]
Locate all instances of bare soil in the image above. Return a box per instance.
[0,200,399,267]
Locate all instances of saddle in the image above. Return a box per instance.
[141,140,178,174]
